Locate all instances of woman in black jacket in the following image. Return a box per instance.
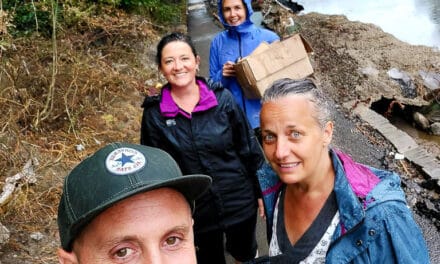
[140,32,264,264]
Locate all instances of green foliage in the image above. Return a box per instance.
[118,0,186,25]
[2,0,186,37]
[2,0,59,37]
[14,3,52,36]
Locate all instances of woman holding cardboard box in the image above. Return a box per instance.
[209,0,279,137]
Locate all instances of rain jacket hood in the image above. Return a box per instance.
[218,0,254,32]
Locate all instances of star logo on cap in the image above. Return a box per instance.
[115,153,134,167]
[105,147,146,175]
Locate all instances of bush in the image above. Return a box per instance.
[3,1,55,37]
[118,0,186,25]
[2,1,185,37]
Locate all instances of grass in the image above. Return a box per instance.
[0,3,183,261]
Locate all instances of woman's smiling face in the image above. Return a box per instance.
[260,95,333,185]
[159,40,200,89]
[222,0,247,26]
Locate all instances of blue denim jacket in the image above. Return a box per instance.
[256,149,430,263]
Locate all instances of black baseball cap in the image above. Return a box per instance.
[57,142,211,251]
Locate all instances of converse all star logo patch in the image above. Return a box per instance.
[105,147,146,175]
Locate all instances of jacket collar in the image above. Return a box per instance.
[331,149,405,231]
[159,77,218,118]
[332,150,368,231]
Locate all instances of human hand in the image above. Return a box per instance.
[258,198,265,219]
[222,61,236,77]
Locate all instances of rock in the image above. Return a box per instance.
[413,111,431,130]
[361,66,379,77]
[30,232,44,241]
[423,101,440,123]
[430,122,440,136]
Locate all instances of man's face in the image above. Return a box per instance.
[58,188,196,264]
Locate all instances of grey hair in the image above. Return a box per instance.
[261,78,332,128]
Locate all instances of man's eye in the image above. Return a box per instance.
[165,236,180,246]
[114,247,134,258]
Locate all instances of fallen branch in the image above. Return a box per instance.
[399,160,411,177]
[0,221,9,247]
[0,158,39,206]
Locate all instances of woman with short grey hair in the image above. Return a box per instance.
[252,78,429,263]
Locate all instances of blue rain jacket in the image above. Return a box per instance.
[209,0,279,128]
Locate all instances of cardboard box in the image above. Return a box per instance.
[234,34,314,99]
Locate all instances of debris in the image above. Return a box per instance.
[0,222,9,247]
[387,68,418,98]
[394,153,405,160]
[30,232,44,241]
[275,0,304,13]
[284,17,301,36]
[421,101,440,123]
[419,70,440,91]
[389,151,405,160]
[0,159,38,207]
[384,99,405,118]
[75,144,85,151]
[94,138,102,145]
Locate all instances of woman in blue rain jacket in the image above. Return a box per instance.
[209,0,279,129]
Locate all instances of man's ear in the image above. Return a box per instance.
[57,248,78,264]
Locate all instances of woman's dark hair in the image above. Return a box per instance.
[156,32,198,65]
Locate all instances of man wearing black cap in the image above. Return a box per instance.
[56,142,211,264]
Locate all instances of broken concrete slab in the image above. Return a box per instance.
[347,101,440,182]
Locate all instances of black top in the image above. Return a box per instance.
[140,78,264,233]
[274,187,337,263]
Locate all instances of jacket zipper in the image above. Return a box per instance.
[236,32,247,111]
[237,33,242,60]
